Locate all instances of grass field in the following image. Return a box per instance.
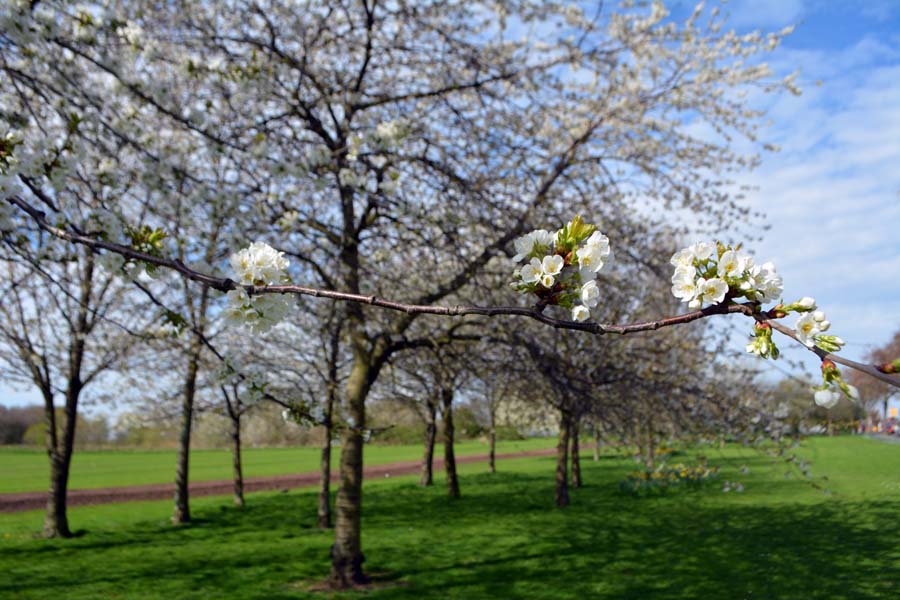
[1,436,899,599]
[0,438,551,493]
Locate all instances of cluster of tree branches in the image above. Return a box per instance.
[1,0,896,589]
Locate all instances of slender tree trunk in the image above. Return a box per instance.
[45,449,72,538]
[330,341,381,588]
[634,418,647,467]
[442,386,460,499]
[555,410,570,508]
[317,423,332,527]
[231,412,244,507]
[173,349,200,525]
[41,387,70,539]
[645,418,656,470]
[570,416,582,489]
[593,422,601,462]
[420,401,437,486]
[488,408,497,474]
[43,255,92,538]
[45,392,78,538]
[318,391,335,528]
[318,322,341,529]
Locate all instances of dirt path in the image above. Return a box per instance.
[0,448,555,513]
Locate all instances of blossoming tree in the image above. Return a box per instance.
[3,0,898,588]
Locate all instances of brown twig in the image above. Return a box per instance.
[6,195,899,390]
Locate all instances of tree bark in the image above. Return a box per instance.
[172,347,200,525]
[570,416,582,489]
[41,386,68,538]
[43,255,92,538]
[317,393,337,528]
[634,418,647,468]
[592,422,601,462]
[488,408,497,474]
[330,334,386,587]
[317,421,332,528]
[44,389,78,538]
[441,386,460,498]
[644,418,656,470]
[555,410,570,508]
[420,400,437,486]
[317,324,341,529]
[330,371,368,586]
[231,412,244,507]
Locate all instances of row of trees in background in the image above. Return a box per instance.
[0,396,514,449]
[1,0,898,590]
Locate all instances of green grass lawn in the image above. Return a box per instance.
[0,438,551,493]
[1,435,898,599]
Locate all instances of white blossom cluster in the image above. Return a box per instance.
[1,131,25,221]
[670,243,856,409]
[225,242,292,333]
[794,306,844,353]
[372,120,407,149]
[670,242,783,309]
[306,119,406,196]
[215,357,268,404]
[229,241,289,286]
[511,216,610,322]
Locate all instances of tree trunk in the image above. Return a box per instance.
[44,450,72,538]
[593,422,601,462]
[41,388,66,538]
[44,404,76,538]
[44,376,81,538]
[555,411,570,508]
[318,322,341,529]
[441,386,460,499]
[644,420,655,470]
[173,349,200,525]
[317,393,335,528]
[43,255,93,538]
[317,423,332,528]
[420,400,437,486]
[488,408,497,474]
[231,412,244,508]
[330,344,379,588]
[570,416,582,489]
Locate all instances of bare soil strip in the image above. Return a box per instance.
[0,448,555,513]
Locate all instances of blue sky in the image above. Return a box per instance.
[678,0,900,405]
[2,1,899,414]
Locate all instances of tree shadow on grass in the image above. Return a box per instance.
[0,459,898,599]
[358,468,900,599]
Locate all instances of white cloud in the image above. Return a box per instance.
[730,37,900,375]
[726,0,805,28]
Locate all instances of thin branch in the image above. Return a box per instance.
[7,195,899,390]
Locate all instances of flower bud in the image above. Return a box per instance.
[820,360,839,381]
[782,297,817,313]
[798,297,816,309]
[814,388,840,409]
